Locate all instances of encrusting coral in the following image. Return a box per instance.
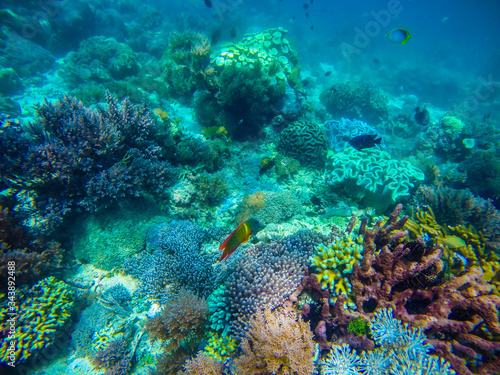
[234,305,316,375]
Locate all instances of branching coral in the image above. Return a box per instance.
[4,94,177,233]
[0,277,73,365]
[311,233,364,309]
[179,352,223,375]
[234,305,316,375]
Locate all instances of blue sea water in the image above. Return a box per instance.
[1,0,500,374]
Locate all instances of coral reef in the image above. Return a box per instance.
[145,289,208,372]
[223,229,326,337]
[161,30,211,97]
[179,352,223,375]
[4,94,177,233]
[325,148,425,211]
[349,204,500,374]
[124,220,218,298]
[320,81,389,124]
[311,233,364,309]
[234,305,316,375]
[413,185,500,252]
[0,277,73,365]
[326,118,382,152]
[207,286,232,337]
[0,201,63,286]
[203,331,238,362]
[195,27,304,139]
[278,119,328,168]
[71,303,111,357]
[58,36,139,84]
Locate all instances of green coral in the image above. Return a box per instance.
[212,27,298,84]
[0,277,73,365]
[348,317,370,336]
[440,115,465,138]
[203,330,238,362]
[278,120,328,168]
[207,285,232,337]
[58,36,139,84]
[310,234,363,309]
[326,148,425,209]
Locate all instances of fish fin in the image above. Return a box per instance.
[374,137,382,145]
[219,247,236,262]
[219,221,246,250]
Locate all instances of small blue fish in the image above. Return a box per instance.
[386,28,411,44]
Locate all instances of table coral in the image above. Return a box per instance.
[325,148,424,210]
[0,276,73,365]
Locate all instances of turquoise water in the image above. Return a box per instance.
[1,1,499,374]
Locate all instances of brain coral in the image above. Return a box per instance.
[325,148,424,209]
[278,120,328,168]
[0,276,73,365]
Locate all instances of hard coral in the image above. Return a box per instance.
[278,119,328,168]
[8,94,177,233]
[319,81,389,124]
[0,277,73,365]
[234,305,316,375]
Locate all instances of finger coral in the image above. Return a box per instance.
[234,305,316,375]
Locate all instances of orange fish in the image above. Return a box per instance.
[218,218,264,262]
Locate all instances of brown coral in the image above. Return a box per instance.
[145,289,208,351]
[179,352,223,375]
[234,305,316,375]
[236,191,266,223]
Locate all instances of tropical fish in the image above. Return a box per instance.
[204,0,212,8]
[324,71,332,77]
[414,106,430,125]
[259,157,274,174]
[386,28,411,44]
[218,218,264,262]
[440,235,466,249]
[348,134,382,151]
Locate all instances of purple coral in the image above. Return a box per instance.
[8,94,177,232]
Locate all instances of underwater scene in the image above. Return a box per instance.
[1,0,500,374]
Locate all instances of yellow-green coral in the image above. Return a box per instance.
[92,323,121,352]
[203,330,238,361]
[440,115,465,138]
[0,276,73,365]
[406,206,500,290]
[311,234,363,309]
[212,27,297,84]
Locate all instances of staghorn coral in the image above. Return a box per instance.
[234,305,316,375]
[0,277,73,365]
[4,94,177,233]
[319,81,389,124]
[278,119,328,168]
